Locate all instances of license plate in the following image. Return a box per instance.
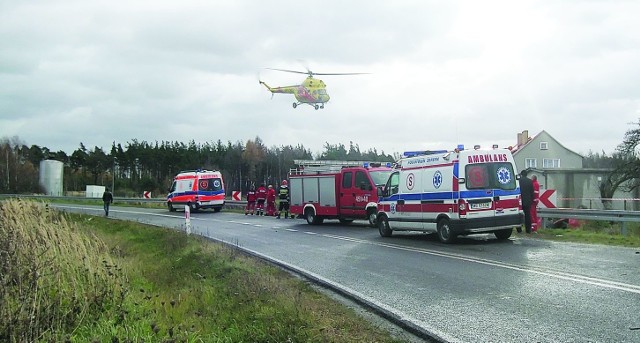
[470,202,491,210]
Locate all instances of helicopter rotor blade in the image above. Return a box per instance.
[265,68,369,77]
[265,68,310,75]
[311,72,370,76]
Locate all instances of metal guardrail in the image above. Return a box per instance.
[538,208,640,235]
[0,194,247,209]
[3,194,638,234]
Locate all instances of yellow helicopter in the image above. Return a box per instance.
[259,68,366,110]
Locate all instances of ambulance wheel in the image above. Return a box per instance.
[305,209,323,225]
[338,218,353,225]
[168,202,176,212]
[437,218,456,243]
[367,209,377,227]
[378,216,392,237]
[494,229,513,240]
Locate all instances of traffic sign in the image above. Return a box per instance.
[232,191,242,201]
[539,189,557,208]
[143,191,151,199]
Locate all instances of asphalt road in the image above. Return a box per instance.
[54,204,640,343]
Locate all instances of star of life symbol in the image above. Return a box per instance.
[496,167,511,185]
[433,171,443,189]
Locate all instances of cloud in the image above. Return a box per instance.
[1,0,639,157]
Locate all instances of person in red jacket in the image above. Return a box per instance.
[245,185,256,215]
[255,183,267,216]
[266,184,277,216]
[531,175,540,232]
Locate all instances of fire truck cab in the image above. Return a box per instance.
[167,169,225,212]
[377,145,523,243]
[289,160,393,226]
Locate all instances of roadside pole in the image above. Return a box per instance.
[185,205,191,235]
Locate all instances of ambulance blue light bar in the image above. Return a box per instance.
[403,150,448,157]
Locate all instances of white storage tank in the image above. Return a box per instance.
[39,160,64,196]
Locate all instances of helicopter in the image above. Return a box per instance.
[259,68,367,110]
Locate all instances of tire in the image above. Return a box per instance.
[367,209,377,227]
[305,208,323,225]
[338,218,354,225]
[213,206,222,213]
[314,104,319,110]
[494,229,513,240]
[437,218,456,243]
[378,215,392,237]
[168,202,176,212]
[293,103,297,109]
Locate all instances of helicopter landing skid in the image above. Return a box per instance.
[292,102,324,110]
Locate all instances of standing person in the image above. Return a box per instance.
[102,187,113,217]
[519,170,534,234]
[255,183,267,216]
[531,175,540,232]
[276,180,290,219]
[245,185,256,215]
[266,185,276,216]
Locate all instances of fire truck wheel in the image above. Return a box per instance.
[213,206,222,213]
[378,216,392,237]
[167,202,176,212]
[367,209,377,227]
[437,218,456,243]
[494,229,513,240]
[305,209,323,225]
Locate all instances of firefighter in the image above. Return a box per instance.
[245,184,256,215]
[276,180,290,219]
[255,183,267,215]
[531,175,540,232]
[266,185,277,216]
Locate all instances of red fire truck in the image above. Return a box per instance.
[289,160,393,226]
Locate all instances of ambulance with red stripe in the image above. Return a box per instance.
[167,170,225,212]
[376,145,523,243]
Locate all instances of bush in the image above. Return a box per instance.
[0,199,126,342]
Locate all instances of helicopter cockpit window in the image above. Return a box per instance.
[318,89,327,95]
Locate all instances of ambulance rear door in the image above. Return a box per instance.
[461,152,519,221]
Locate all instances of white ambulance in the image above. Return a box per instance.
[376,145,523,243]
[167,169,225,212]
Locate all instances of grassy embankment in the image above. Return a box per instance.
[0,199,406,342]
[534,220,640,247]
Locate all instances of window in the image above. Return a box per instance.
[525,158,537,168]
[543,158,560,168]
[386,172,400,195]
[540,142,549,150]
[199,178,223,191]
[342,172,353,188]
[355,171,371,190]
[465,162,517,190]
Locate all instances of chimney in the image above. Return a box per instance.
[517,130,529,146]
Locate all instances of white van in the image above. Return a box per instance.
[376,146,523,243]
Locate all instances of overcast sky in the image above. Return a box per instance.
[2,0,639,158]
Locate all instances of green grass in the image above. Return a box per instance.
[533,220,640,247]
[0,199,406,342]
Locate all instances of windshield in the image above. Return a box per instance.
[370,170,393,186]
[465,163,516,190]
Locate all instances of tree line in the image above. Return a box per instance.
[0,136,394,197]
